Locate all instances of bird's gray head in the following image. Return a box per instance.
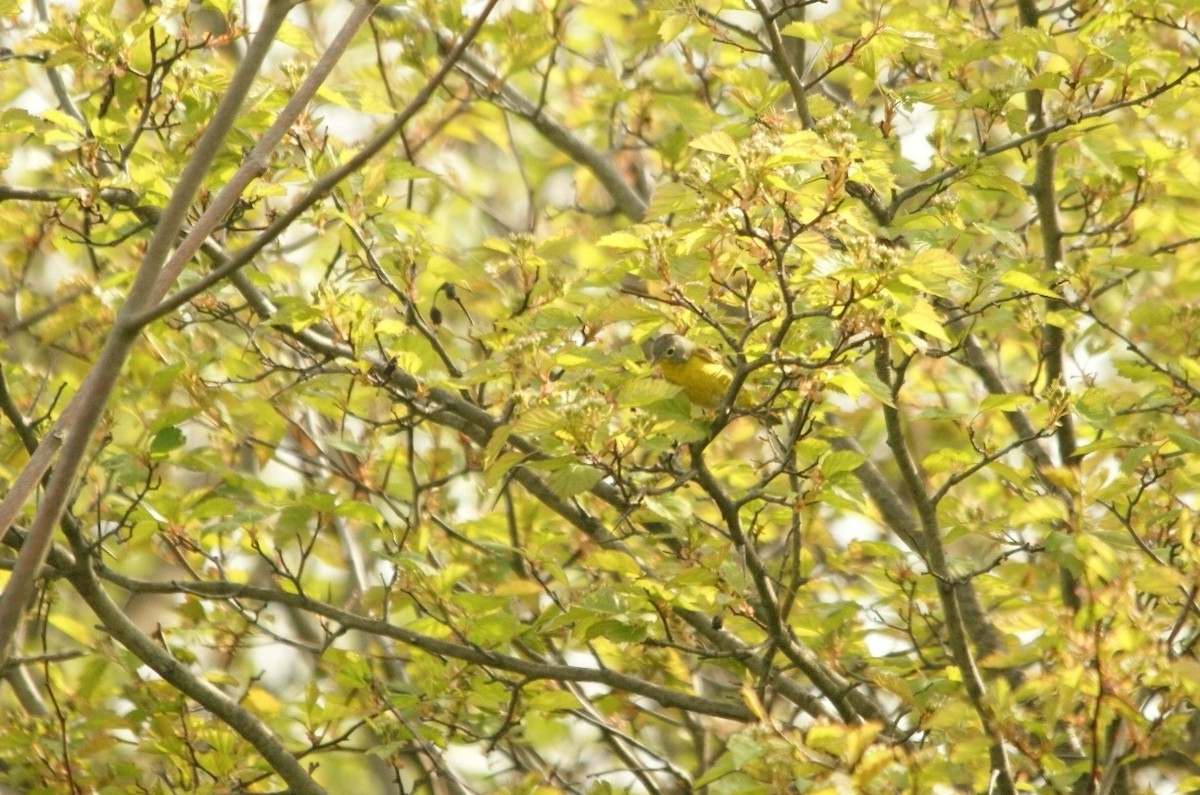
[646,333,694,365]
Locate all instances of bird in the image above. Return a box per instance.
[645,333,742,409]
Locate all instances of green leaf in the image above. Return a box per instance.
[780,20,820,40]
[1000,270,1059,299]
[334,500,383,525]
[1166,431,1200,454]
[149,426,185,456]
[546,463,604,498]
[897,300,950,341]
[265,296,324,331]
[586,549,642,577]
[966,167,1026,199]
[484,450,526,488]
[597,231,647,250]
[527,689,581,711]
[42,107,86,134]
[827,370,896,406]
[512,407,567,434]
[582,618,647,643]
[689,130,739,157]
[658,12,690,44]
[483,423,513,467]
[1072,436,1127,457]
[821,450,865,475]
[916,406,967,420]
[617,377,683,406]
[277,504,312,536]
[466,612,525,647]
[275,20,317,57]
[693,751,739,788]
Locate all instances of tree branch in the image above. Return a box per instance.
[0,0,301,671]
[138,0,503,325]
[874,345,1017,795]
[96,569,757,724]
[890,63,1200,214]
[69,566,330,795]
[449,47,651,220]
[747,0,813,128]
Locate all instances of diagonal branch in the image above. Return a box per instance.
[890,62,1200,214]
[138,0,503,326]
[829,429,1009,667]
[95,569,757,724]
[873,345,1017,795]
[0,0,303,669]
[144,0,383,307]
[449,47,650,220]
[69,565,330,795]
[747,0,814,128]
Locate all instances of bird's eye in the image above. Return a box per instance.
[666,346,675,355]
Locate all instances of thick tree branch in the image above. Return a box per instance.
[138,0,502,325]
[69,566,330,795]
[96,569,757,724]
[874,345,1017,795]
[890,63,1200,214]
[144,0,382,306]
[0,0,302,669]
[829,429,1009,665]
[449,48,651,220]
[748,0,813,128]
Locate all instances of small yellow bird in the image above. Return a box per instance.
[645,333,742,408]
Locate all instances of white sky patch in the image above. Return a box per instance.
[895,102,936,171]
[827,512,881,548]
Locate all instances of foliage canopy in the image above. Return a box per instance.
[1,0,1199,793]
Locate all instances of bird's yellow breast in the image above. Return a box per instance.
[659,357,733,408]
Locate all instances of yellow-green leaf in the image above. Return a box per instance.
[1000,270,1059,299]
